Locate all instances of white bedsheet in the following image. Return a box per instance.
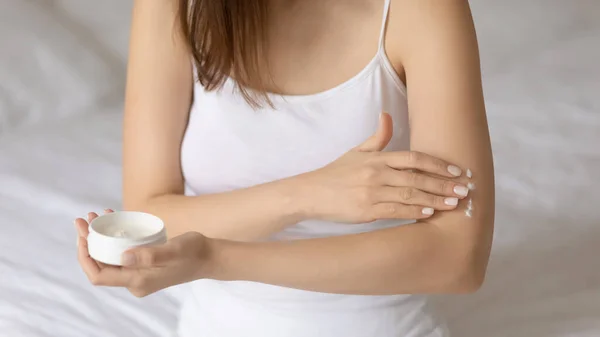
[1,0,599,336]
[0,112,180,337]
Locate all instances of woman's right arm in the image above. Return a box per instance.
[123,0,306,241]
[122,0,470,242]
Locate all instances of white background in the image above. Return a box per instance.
[1,0,599,336]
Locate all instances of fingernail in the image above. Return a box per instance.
[447,165,462,177]
[467,182,476,190]
[422,207,434,215]
[444,197,459,206]
[122,253,136,267]
[454,185,469,197]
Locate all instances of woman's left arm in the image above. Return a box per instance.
[77,0,494,296]
[204,0,494,295]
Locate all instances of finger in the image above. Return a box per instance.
[379,151,463,178]
[75,218,90,237]
[75,217,108,270]
[370,203,435,220]
[77,236,101,280]
[87,212,99,223]
[78,236,138,287]
[91,267,139,287]
[380,169,469,198]
[373,186,459,210]
[354,112,393,152]
[122,243,178,268]
[104,209,115,214]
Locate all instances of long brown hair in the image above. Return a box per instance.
[178,0,272,107]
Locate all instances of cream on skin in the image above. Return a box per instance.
[465,198,473,217]
[465,169,474,217]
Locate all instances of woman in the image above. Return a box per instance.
[76,0,495,336]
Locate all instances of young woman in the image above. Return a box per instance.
[75,0,495,336]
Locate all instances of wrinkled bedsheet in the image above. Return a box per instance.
[1,0,599,336]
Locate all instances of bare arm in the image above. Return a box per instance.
[206,0,495,294]
[122,0,304,240]
[122,1,474,242]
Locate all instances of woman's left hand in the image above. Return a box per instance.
[75,210,211,297]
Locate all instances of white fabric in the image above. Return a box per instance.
[0,113,179,337]
[0,1,122,134]
[179,1,445,336]
[1,0,600,336]
[0,1,178,336]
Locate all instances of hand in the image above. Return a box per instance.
[75,210,210,297]
[295,113,469,223]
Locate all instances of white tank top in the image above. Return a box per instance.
[178,1,448,336]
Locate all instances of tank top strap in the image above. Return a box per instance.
[377,0,392,50]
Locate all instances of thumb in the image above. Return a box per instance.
[122,243,174,268]
[355,112,393,152]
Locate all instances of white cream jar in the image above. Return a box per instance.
[87,211,167,266]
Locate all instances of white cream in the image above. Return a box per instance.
[112,229,128,238]
[465,198,474,217]
[464,170,475,218]
[101,223,158,239]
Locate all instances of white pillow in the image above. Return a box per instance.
[0,1,121,133]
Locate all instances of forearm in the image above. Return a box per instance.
[128,177,305,241]
[206,220,484,295]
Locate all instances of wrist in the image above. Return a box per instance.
[198,237,251,282]
[197,237,222,280]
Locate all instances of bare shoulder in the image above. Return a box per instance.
[387,0,473,29]
[385,0,476,69]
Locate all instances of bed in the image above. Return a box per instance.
[1,0,599,336]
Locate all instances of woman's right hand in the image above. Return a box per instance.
[295,113,470,223]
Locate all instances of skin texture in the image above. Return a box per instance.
[121,0,470,241]
[77,0,494,297]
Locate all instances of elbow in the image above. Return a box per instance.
[436,221,494,294]
[441,251,490,294]
[122,194,162,213]
[122,197,147,212]
[446,265,487,294]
